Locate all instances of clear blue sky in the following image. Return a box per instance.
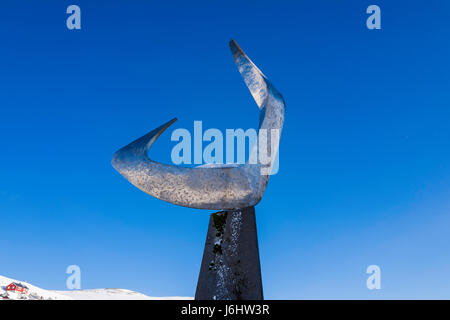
[1,0,449,299]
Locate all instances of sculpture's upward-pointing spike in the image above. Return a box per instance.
[229,39,268,109]
[111,40,285,210]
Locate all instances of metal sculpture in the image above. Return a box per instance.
[112,40,285,210]
[112,40,285,300]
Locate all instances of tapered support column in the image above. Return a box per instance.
[195,206,263,300]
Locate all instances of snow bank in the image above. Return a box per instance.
[0,275,193,300]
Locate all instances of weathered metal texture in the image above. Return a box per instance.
[111,40,285,210]
[195,206,263,300]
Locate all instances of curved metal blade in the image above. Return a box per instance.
[112,40,285,210]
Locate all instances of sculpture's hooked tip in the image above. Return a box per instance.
[229,39,262,72]
[229,39,248,64]
[111,117,177,171]
[145,117,178,153]
[229,39,239,52]
[228,39,269,110]
[229,39,250,58]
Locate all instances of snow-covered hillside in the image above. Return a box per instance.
[0,275,192,300]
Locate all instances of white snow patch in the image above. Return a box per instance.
[0,275,192,300]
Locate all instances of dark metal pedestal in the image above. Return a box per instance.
[195,206,263,300]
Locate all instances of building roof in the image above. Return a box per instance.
[11,282,29,289]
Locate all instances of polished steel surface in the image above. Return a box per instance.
[112,40,285,210]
